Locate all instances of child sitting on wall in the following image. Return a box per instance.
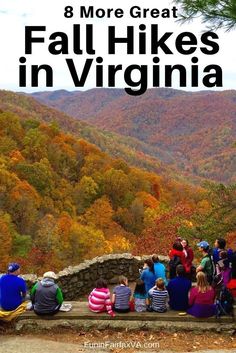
[148,278,169,313]
[132,279,148,312]
[88,278,115,317]
[112,276,132,313]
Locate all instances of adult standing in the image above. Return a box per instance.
[181,239,194,276]
[196,241,213,284]
[169,241,186,279]
[0,263,27,311]
[213,238,233,264]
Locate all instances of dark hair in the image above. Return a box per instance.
[216,238,226,249]
[176,264,185,277]
[96,278,107,288]
[134,279,146,296]
[144,259,155,274]
[152,254,159,263]
[182,239,189,246]
[173,241,183,251]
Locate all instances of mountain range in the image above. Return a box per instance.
[31,88,236,184]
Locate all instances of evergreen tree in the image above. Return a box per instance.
[175,0,236,30]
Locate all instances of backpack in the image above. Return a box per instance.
[215,286,234,318]
[168,256,181,279]
[212,261,224,288]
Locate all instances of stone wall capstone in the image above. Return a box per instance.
[22,253,169,300]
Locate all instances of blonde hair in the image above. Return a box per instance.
[156,278,165,291]
[196,271,210,293]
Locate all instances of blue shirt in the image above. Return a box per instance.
[167,276,192,311]
[213,248,233,264]
[154,262,168,285]
[0,274,27,311]
[140,268,156,293]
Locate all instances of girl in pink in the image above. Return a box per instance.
[187,271,216,318]
[88,278,115,317]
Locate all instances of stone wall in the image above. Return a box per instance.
[22,253,169,300]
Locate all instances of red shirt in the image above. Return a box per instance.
[227,279,236,298]
[169,249,186,267]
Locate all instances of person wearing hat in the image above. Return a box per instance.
[0,263,27,311]
[196,241,214,284]
[30,271,63,315]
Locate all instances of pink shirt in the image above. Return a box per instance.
[88,287,113,315]
[189,286,215,306]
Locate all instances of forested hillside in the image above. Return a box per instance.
[32,88,236,184]
[0,109,204,274]
[0,91,235,275]
[0,90,184,182]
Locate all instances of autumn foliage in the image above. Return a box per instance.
[0,101,235,275]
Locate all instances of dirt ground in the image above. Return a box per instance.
[1,329,236,352]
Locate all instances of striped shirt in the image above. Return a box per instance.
[88,288,113,315]
[149,287,169,312]
[113,285,131,310]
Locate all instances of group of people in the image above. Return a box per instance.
[0,265,63,316]
[88,238,236,318]
[0,237,235,320]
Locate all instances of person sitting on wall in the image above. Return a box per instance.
[132,279,148,312]
[148,278,169,313]
[112,276,132,313]
[31,271,63,315]
[0,263,27,311]
[88,278,115,316]
[152,254,168,285]
[187,271,216,318]
[167,264,192,311]
[140,259,156,292]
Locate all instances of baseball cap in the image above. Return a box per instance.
[8,263,20,273]
[43,271,57,280]
[197,241,209,249]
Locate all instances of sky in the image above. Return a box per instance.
[0,0,235,93]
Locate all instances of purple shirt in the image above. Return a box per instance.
[113,285,131,310]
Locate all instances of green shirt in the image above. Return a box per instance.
[200,255,213,277]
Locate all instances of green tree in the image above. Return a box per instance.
[175,0,236,30]
[15,158,54,195]
[185,182,236,243]
[74,176,99,214]
[23,128,48,161]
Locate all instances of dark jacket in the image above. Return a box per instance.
[31,278,63,314]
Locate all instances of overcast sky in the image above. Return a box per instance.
[0,0,235,92]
